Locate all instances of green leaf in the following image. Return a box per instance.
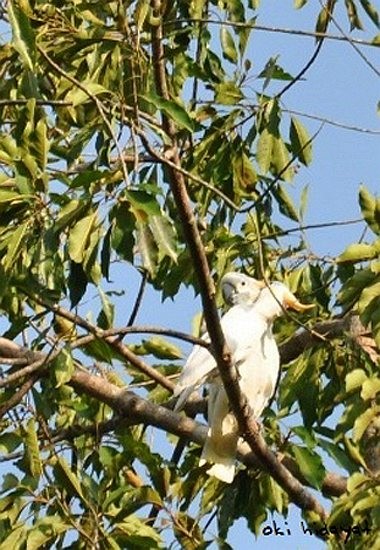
[52,346,75,388]
[0,526,27,550]
[337,243,378,263]
[3,222,28,272]
[345,0,364,30]
[358,280,380,315]
[272,185,299,221]
[8,0,36,70]
[290,446,325,489]
[68,261,88,308]
[24,418,42,478]
[134,0,151,31]
[359,185,380,235]
[97,288,115,329]
[65,82,108,106]
[337,268,376,307]
[143,93,194,131]
[353,406,380,441]
[346,369,368,393]
[272,136,293,181]
[220,27,238,64]
[290,117,313,166]
[232,151,258,191]
[26,517,69,550]
[214,81,244,105]
[149,215,178,262]
[256,128,274,173]
[257,57,294,88]
[361,377,380,400]
[54,199,90,233]
[0,432,23,453]
[136,222,158,275]
[68,211,98,263]
[113,516,162,547]
[141,337,182,360]
[54,456,86,502]
[294,0,308,8]
[32,118,49,170]
[317,438,358,474]
[359,0,379,27]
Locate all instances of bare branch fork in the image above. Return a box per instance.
[149,0,330,523]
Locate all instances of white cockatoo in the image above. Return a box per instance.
[174,273,265,411]
[175,277,314,483]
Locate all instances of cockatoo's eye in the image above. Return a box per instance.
[241,281,246,286]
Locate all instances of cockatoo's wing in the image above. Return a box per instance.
[174,272,264,411]
[173,338,216,411]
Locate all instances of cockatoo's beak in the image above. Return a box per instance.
[283,290,315,312]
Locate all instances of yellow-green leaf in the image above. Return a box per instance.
[337,243,378,264]
[8,0,35,70]
[52,346,75,388]
[142,337,182,360]
[346,369,368,392]
[359,185,380,235]
[3,222,28,272]
[68,212,98,263]
[361,377,380,400]
[214,81,244,105]
[256,128,274,173]
[220,27,238,64]
[353,406,380,442]
[290,117,312,166]
[25,418,42,478]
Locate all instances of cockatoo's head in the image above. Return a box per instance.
[259,281,314,320]
[221,272,265,306]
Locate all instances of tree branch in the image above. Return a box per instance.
[68,368,347,499]
[0,337,348,498]
[149,0,328,522]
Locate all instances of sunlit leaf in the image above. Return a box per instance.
[214,81,244,104]
[220,27,238,64]
[256,128,274,173]
[337,243,378,263]
[24,418,42,478]
[52,346,75,388]
[359,185,380,235]
[290,117,313,166]
[68,211,99,263]
[8,0,35,70]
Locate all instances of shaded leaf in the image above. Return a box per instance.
[144,93,194,131]
[290,446,325,489]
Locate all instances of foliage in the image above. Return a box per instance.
[0,0,379,548]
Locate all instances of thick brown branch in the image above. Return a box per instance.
[69,368,347,499]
